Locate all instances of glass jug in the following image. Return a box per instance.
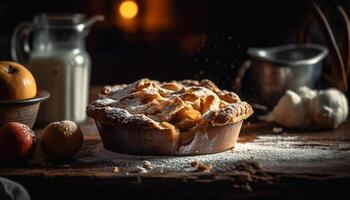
[11,13,104,123]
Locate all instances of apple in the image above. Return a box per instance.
[0,61,37,101]
[0,122,36,164]
[40,120,83,161]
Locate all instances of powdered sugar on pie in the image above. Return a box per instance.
[87,78,253,131]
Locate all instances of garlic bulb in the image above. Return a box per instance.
[262,87,348,129]
[310,88,348,129]
[271,90,306,128]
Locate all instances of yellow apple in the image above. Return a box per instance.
[40,120,83,160]
[0,61,37,101]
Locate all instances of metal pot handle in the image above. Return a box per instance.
[11,22,33,65]
[232,60,252,95]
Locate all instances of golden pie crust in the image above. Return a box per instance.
[87,78,253,129]
[86,78,253,155]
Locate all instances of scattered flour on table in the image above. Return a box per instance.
[78,134,350,173]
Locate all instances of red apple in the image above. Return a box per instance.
[0,122,36,164]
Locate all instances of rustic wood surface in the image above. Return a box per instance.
[1,119,350,199]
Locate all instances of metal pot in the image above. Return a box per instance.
[234,44,328,107]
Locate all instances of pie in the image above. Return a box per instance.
[87,78,253,155]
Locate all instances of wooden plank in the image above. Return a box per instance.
[1,120,350,199]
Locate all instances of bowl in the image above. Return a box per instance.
[0,90,50,129]
[95,121,243,156]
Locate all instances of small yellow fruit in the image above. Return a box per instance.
[40,120,83,160]
[0,61,37,101]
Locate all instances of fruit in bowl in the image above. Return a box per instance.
[0,61,37,101]
[0,122,36,164]
[0,61,49,128]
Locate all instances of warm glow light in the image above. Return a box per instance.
[119,1,138,19]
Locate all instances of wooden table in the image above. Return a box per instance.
[1,120,350,200]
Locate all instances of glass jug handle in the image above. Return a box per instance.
[11,22,33,65]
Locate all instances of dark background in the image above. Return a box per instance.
[0,0,347,90]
